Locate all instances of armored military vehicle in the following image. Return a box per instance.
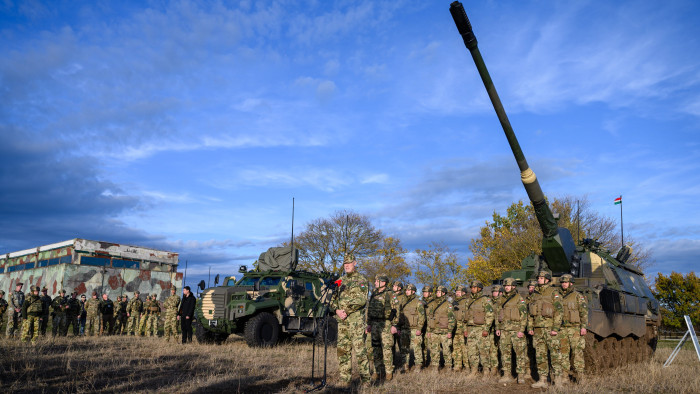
[449,1,660,370]
[194,246,337,347]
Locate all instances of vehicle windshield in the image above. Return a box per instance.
[237,277,260,286]
[260,277,281,286]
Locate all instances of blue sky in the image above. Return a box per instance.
[2,0,699,288]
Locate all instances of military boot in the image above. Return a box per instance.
[385,372,393,381]
[517,375,526,384]
[498,374,515,384]
[531,379,549,389]
[554,375,568,386]
[371,372,380,382]
[468,367,479,378]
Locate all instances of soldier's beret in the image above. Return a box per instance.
[502,277,518,286]
[406,284,417,292]
[537,270,552,280]
[560,274,574,283]
[492,285,504,293]
[470,280,484,289]
[343,253,355,263]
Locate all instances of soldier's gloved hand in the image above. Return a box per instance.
[481,330,488,337]
[416,330,422,336]
[496,330,501,337]
[550,330,558,336]
[580,328,587,336]
[517,332,524,338]
[391,326,398,335]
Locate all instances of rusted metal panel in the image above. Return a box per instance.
[1,239,182,299]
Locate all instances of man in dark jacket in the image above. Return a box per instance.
[177,286,196,344]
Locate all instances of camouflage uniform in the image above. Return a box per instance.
[524,279,537,379]
[113,296,128,334]
[331,257,371,385]
[496,278,528,383]
[145,295,161,336]
[21,287,45,343]
[65,294,81,336]
[421,287,436,364]
[451,286,469,370]
[368,277,397,378]
[0,291,7,333]
[559,274,588,378]
[488,287,503,374]
[426,286,455,370]
[51,290,69,336]
[84,294,101,336]
[392,282,410,370]
[40,289,52,335]
[126,292,143,335]
[527,271,563,387]
[402,285,426,369]
[6,286,25,338]
[163,290,181,341]
[464,281,494,375]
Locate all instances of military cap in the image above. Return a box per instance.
[41,287,48,292]
[16,282,24,286]
[30,285,38,292]
[436,285,448,293]
[0,290,5,295]
[375,275,389,284]
[406,284,417,292]
[422,285,433,293]
[537,270,552,280]
[92,291,98,296]
[560,274,574,283]
[59,289,66,294]
[527,279,537,287]
[171,286,176,292]
[470,280,484,289]
[343,253,355,263]
[455,285,468,293]
[134,290,140,295]
[492,284,504,293]
[393,281,404,289]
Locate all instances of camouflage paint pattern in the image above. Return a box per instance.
[560,287,588,374]
[163,293,181,341]
[1,239,182,303]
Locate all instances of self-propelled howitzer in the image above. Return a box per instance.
[449,1,660,370]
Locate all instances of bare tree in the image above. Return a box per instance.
[359,236,410,284]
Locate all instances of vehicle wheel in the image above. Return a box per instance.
[244,312,280,347]
[194,319,216,344]
[214,333,230,344]
[315,316,338,346]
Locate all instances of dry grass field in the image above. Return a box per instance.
[1,334,698,393]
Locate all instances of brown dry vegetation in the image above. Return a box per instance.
[0,334,698,393]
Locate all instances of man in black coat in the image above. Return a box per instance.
[177,286,196,344]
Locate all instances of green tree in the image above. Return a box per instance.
[292,210,383,275]
[467,195,652,283]
[413,242,469,291]
[359,236,410,284]
[653,271,699,330]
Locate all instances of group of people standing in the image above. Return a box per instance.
[332,253,588,389]
[0,283,197,344]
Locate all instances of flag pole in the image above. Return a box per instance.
[619,195,624,246]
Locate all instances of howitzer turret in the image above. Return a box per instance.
[449,1,660,371]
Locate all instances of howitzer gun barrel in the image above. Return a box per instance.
[450,1,574,273]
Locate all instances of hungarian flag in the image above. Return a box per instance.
[614,197,622,205]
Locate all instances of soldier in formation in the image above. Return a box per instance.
[126,291,143,335]
[163,286,181,341]
[559,274,588,382]
[486,284,503,379]
[79,294,87,335]
[391,281,410,372]
[114,295,129,334]
[66,292,81,336]
[51,289,70,337]
[331,253,371,388]
[367,274,397,381]
[144,294,161,336]
[401,284,425,371]
[496,277,528,384]
[6,282,25,338]
[426,285,455,372]
[21,285,45,343]
[451,285,469,371]
[40,287,52,335]
[528,270,564,388]
[84,291,101,336]
[0,290,7,332]
[464,280,494,378]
